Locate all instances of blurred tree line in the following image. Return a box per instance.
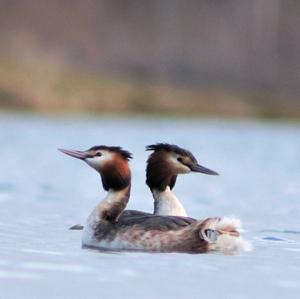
[0,0,299,117]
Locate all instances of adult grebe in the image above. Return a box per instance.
[145,143,218,216]
[59,145,249,253]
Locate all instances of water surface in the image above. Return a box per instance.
[0,114,299,299]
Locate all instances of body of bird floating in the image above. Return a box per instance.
[59,145,251,253]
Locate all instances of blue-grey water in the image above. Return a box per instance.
[0,113,299,299]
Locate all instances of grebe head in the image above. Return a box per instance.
[146,143,218,191]
[58,146,132,191]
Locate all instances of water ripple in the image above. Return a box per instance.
[0,270,43,280]
[21,248,64,256]
[260,229,300,235]
[262,236,285,241]
[21,262,92,273]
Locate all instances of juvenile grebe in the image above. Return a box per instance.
[59,146,249,253]
[145,143,218,216]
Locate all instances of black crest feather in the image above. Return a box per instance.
[146,143,197,163]
[88,145,133,160]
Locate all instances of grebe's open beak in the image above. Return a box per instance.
[58,148,87,160]
[190,163,219,175]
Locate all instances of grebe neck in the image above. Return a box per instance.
[86,159,131,228]
[82,185,131,246]
[152,186,187,217]
[91,186,131,223]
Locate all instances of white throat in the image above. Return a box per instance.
[152,186,187,217]
[82,188,129,246]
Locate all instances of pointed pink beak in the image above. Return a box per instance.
[58,148,87,160]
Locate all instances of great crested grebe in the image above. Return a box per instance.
[145,143,218,216]
[69,142,208,228]
[59,145,249,253]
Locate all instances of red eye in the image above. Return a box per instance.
[96,152,102,157]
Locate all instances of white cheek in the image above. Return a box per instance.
[85,156,104,169]
[178,165,190,174]
[168,156,191,174]
[85,151,113,169]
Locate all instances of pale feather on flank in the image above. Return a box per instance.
[200,217,253,253]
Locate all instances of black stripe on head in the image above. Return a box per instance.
[146,143,197,163]
[89,145,133,160]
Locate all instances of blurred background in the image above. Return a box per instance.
[0,0,299,118]
[1,2,300,298]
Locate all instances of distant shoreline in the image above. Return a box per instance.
[1,58,299,120]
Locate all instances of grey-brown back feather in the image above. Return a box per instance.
[117,213,195,231]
